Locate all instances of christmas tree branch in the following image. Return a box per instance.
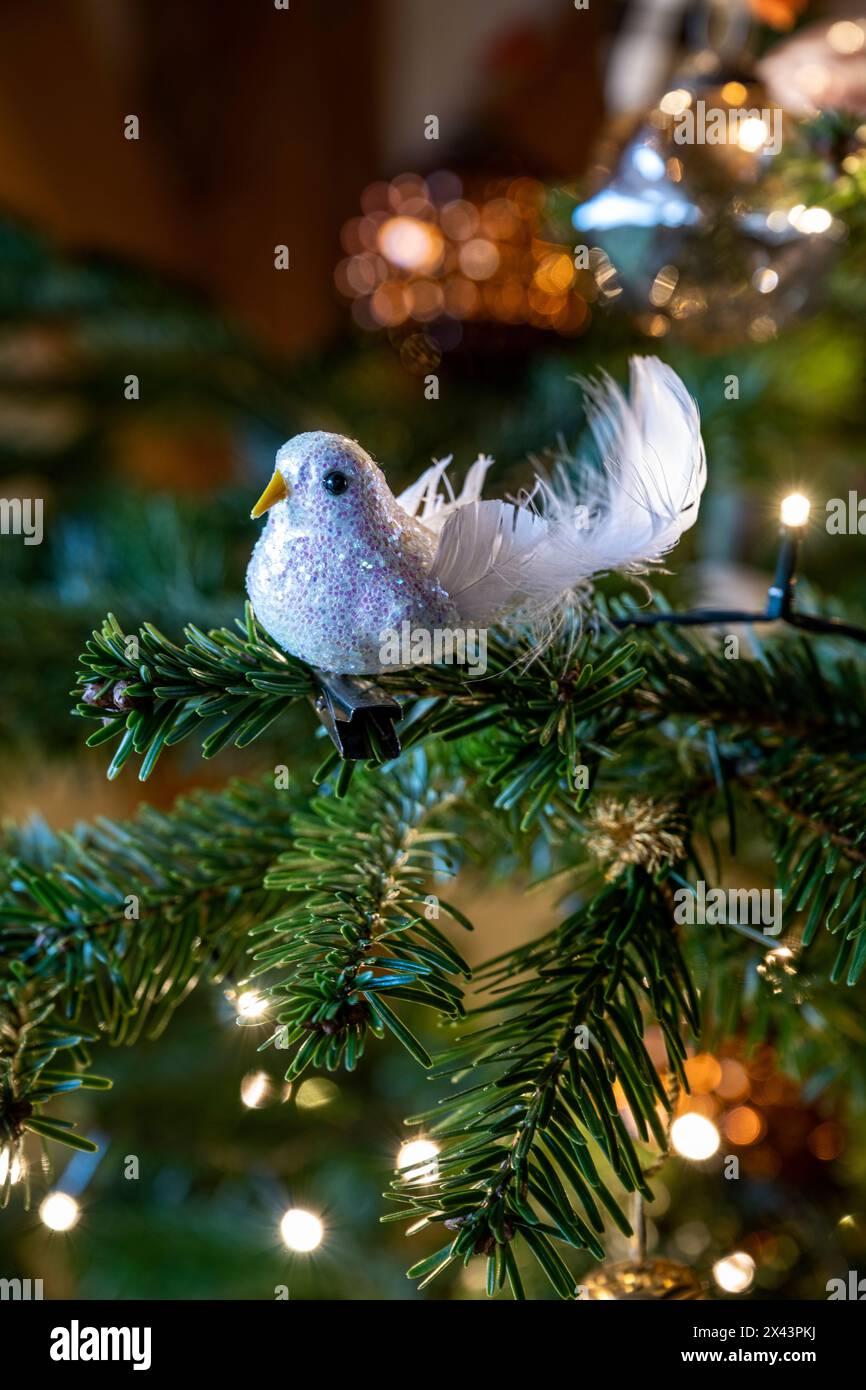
[73,599,866,797]
[751,777,866,868]
[648,746,866,982]
[74,608,316,780]
[393,629,643,830]
[72,606,646,800]
[1,778,295,1030]
[388,867,698,1299]
[0,777,298,1170]
[0,763,476,1173]
[748,752,866,985]
[633,611,866,748]
[1,987,108,1204]
[9,591,860,1223]
[249,759,473,1076]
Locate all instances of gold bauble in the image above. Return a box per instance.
[581,1257,705,1300]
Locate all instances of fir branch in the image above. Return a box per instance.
[250,759,473,1076]
[389,868,698,1299]
[1,988,107,1205]
[752,778,866,868]
[0,775,302,1172]
[1,777,297,1047]
[73,607,644,808]
[651,745,866,982]
[0,490,251,753]
[632,615,866,749]
[73,607,316,779]
[394,629,644,829]
[749,752,866,984]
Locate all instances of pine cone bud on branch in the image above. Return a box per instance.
[586,796,686,879]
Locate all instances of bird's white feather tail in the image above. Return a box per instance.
[426,356,706,627]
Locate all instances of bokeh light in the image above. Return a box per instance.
[240,1070,272,1109]
[725,1105,765,1146]
[659,89,692,116]
[790,205,832,234]
[827,20,865,55]
[715,1059,751,1101]
[737,117,770,152]
[336,170,591,354]
[0,1147,24,1185]
[808,1121,844,1161]
[713,1251,756,1293]
[295,1078,340,1111]
[280,1208,324,1253]
[378,217,444,274]
[671,1113,721,1161]
[685,1053,723,1094]
[39,1191,80,1232]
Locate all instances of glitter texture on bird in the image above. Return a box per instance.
[246,355,707,675]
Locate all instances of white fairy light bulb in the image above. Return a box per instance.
[235,989,268,1020]
[280,1207,324,1253]
[713,1250,756,1293]
[39,1191,80,1232]
[780,493,811,528]
[397,1138,440,1182]
[671,1112,721,1161]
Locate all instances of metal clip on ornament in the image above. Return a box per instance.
[311,671,402,761]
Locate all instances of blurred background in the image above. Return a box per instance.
[2,0,866,1298]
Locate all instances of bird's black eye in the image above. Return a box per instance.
[323,469,350,496]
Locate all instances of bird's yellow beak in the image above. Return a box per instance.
[250,469,290,519]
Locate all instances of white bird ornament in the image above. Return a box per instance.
[246,356,707,675]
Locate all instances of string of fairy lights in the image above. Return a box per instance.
[615,492,866,645]
[3,1040,824,1292]
[2,963,848,1296]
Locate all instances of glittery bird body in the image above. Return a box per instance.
[247,358,708,675]
[246,433,459,672]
